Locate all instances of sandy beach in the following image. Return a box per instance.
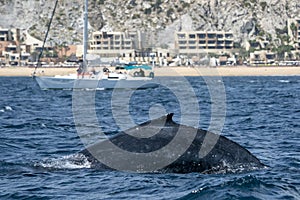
[0,66,299,77]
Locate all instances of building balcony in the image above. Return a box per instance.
[225,37,234,41]
[198,39,206,43]
[225,40,233,45]
[178,40,187,44]
[90,44,99,48]
[207,41,217,46]
[177,34,186,39]
[189,34,196,39]
[197,34,206,39]
[207,38,217,42]
[207,33,216,39]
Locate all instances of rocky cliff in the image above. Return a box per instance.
[0,0,299,49]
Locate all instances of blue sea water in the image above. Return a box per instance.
[0,76,299,199]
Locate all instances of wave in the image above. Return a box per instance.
[34,153,91,170]
[278,80,290,83]
[201,161,268,175]
[0,106,13,113]
[5,106,13,111]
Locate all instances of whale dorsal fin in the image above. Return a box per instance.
[166,113,174,122]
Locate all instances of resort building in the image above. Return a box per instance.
[249,50,276,66]
[174,31,234,56]
[88,31,172,63]
[0,28,20,42]
[1,42,31,66]
[0,28,30,66]
[89,31,144,58]
[22,31,43,53]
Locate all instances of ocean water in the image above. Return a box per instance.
[0,76,299,199]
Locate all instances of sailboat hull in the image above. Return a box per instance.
[35,76,158,90]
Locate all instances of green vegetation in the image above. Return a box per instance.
[182,2,190,9]
[244,2,251,7]
[166,8,174,17]
[238,47,250,59]
[233,42,241,48]
[260,1,267,11]
[132,14,140,19]
[275,26,288,35]
[153,0,162,8]
[290,22,297,37]
[248,46,257,53]
[97,0,105,4]
[272,45,294,59]
[144,8,152,15]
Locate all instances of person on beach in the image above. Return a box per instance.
[77,63,83,79]
[89,67,96,77]
[103,67,109,75]
[139,68,145,77]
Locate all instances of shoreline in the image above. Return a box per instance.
[0,66,299,77]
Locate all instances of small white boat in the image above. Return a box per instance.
[35,66,157,90]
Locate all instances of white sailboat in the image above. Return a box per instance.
[34,0,156,90]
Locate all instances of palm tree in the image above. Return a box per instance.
[290,22,297,38]
[273,45,293,60]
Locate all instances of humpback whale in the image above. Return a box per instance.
[79,113,266,174]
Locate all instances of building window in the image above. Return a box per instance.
[207,34,216,38]
[197,34,206,38]
[177,34,185,39]
[225,34,233,38]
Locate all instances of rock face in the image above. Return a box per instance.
[0,0,299,48]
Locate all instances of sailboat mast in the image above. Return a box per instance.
[83,0,88,70]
